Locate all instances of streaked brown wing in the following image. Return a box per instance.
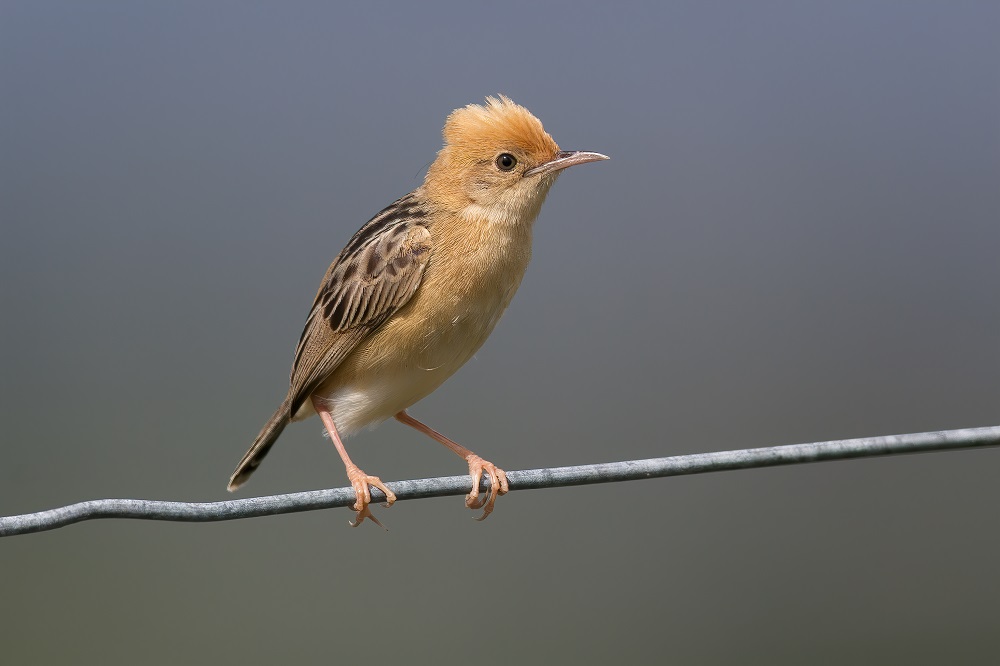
[286,199,432,415]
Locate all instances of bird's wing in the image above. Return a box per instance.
[286,196,432,414]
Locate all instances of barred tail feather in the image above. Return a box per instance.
[228,402,291,491]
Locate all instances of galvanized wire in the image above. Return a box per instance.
[2,425,998,537]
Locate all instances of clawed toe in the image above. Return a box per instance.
[344,464,396,529]
[466,492,488,510]
[392,411,510,522]
[466,454,509,521]
[349,504,387,529]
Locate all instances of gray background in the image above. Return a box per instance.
[2,1,999,664]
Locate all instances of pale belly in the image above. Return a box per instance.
[299,278,515,436]
[293,212,534,436]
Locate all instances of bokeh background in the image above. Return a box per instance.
[2,2,999,664]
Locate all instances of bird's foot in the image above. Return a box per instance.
[344,464,396,529]
[465,454,509,521]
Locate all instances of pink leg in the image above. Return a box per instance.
[394,410,509,521]
[313,397,396,528]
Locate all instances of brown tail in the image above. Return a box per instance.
[228,402,292,491]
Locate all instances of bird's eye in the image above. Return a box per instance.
[495,153,517,172]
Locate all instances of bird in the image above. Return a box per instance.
[227,95,608,527]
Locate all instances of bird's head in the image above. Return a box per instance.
[424,95,608,224]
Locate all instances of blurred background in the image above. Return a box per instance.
[2,2,998,664]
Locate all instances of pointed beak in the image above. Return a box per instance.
[523,150,610,178]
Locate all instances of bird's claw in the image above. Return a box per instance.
[345,464,396,529]
[349,504,387,529]
[465,454,508,521]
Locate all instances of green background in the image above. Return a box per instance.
[2,2,998,663]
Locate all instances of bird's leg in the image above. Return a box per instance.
[314,397,395,528]
[394,410,509,521]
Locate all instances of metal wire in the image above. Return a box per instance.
[2,425,998,537]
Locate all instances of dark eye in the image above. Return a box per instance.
[495,153,517,171]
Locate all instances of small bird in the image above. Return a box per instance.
[228,95,608,526]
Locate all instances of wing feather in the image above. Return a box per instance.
[286,196,432,414]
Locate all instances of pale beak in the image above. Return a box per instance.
[523,150,610,178]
